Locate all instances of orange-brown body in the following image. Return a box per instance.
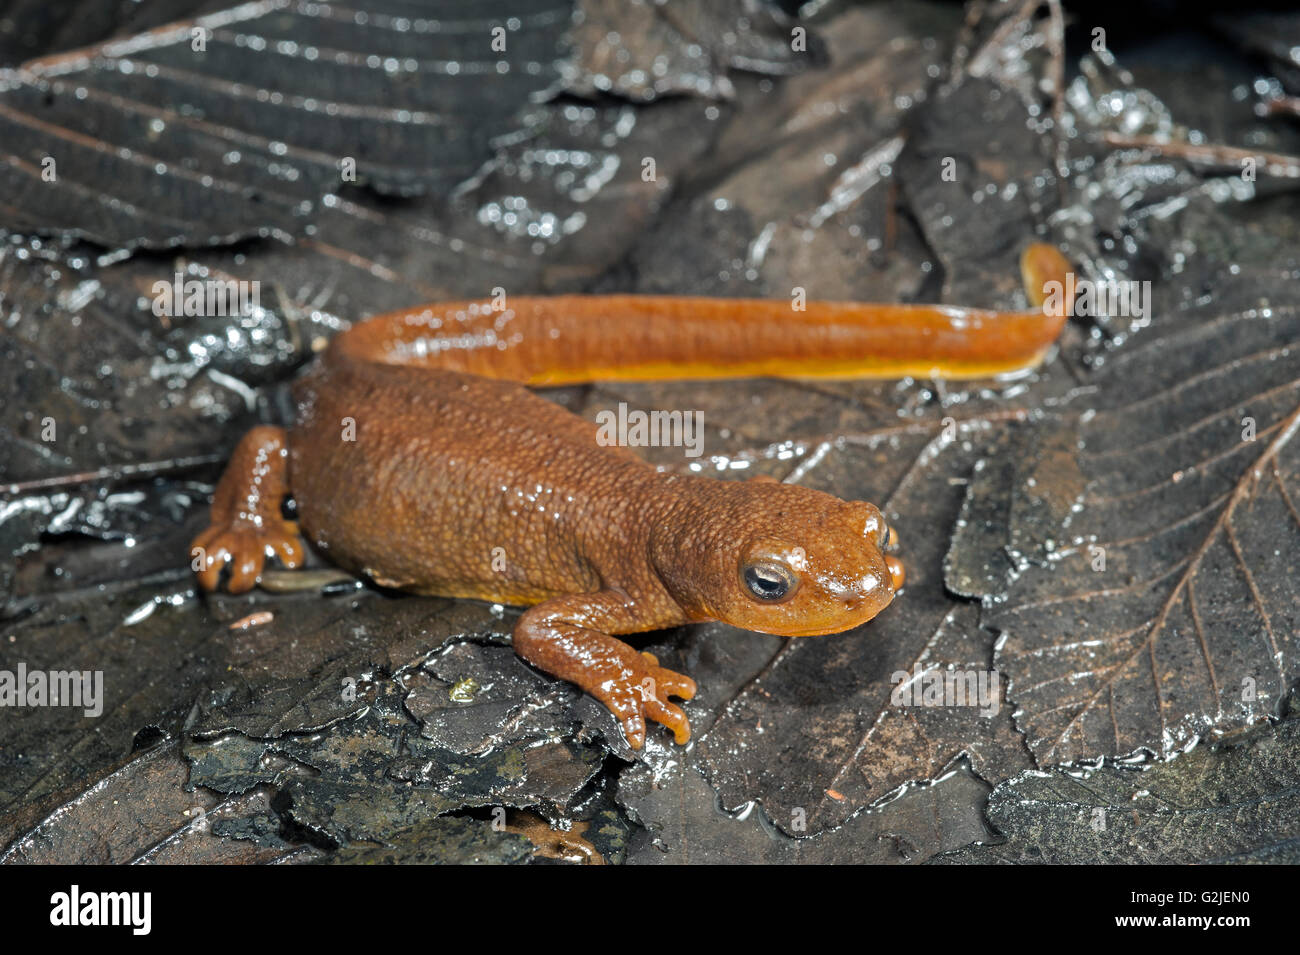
[192,244,1069,748]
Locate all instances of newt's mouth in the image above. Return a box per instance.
[768,589,900,638]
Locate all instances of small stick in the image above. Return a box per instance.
[2,453,226,496]
[1045,0,1068,202]
[1102,132,1300,179]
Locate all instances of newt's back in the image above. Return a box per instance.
[287,353,652,604]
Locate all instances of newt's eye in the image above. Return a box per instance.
[880,524,891,549]
[742,562,798,602]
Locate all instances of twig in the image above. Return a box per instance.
[1045,0,1068,202]
[965,0,1042,78]
[2,453,225,496]
[1259,96,1300,119]
[1102,132,1300,179]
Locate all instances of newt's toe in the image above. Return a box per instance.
[592,655,697,750]
[190,520,305,593]
[643,696,691,745]
[646,661,697,701]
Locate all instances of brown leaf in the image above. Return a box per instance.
[0,0,574,247]
[985,267,1300,763]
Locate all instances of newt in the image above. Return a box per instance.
[192,244,1070,749]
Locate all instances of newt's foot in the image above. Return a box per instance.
[587,649,697,750]
[190,520,305,593]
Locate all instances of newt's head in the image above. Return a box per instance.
[657,480,905,637]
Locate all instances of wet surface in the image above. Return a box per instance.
[1,0,1298,863]
[935,691,1300,864]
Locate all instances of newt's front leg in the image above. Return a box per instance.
[514,591,697,749]
[191,425,305,593]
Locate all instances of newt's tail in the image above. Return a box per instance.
[333,243,1071,385]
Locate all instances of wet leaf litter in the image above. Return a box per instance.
[1,0,1297,863]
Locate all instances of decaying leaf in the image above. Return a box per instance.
[935,706,1300,864]
[185,677,606,849]
[327,815,535,866]
[0,0,575,246]
[0,740,320,864]
[562,0,823,102]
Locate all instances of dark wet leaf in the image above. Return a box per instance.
[0,740,319,863]
[621,748,996,864]
[0,0,576,247]
[181,596,495,742]
[0,237,302,485]
[0,0,227,69]
[1,577,228,816]
[563,0,824,102]
[935,711,1300,864]
[944,428,1021,599]
[608,2,948,303]
[0,571,491,818]
[402,637,649,761]
[0,477,208,613]
[897,77,1057,307]
[185,679,605,850]
[326,815,534,865]
[1215,12,1300,94]
[404,639,574,751]
[605,616,1001,861]
[976,264,1300,764]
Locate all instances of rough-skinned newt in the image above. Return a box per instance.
[192,244,1070,749]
